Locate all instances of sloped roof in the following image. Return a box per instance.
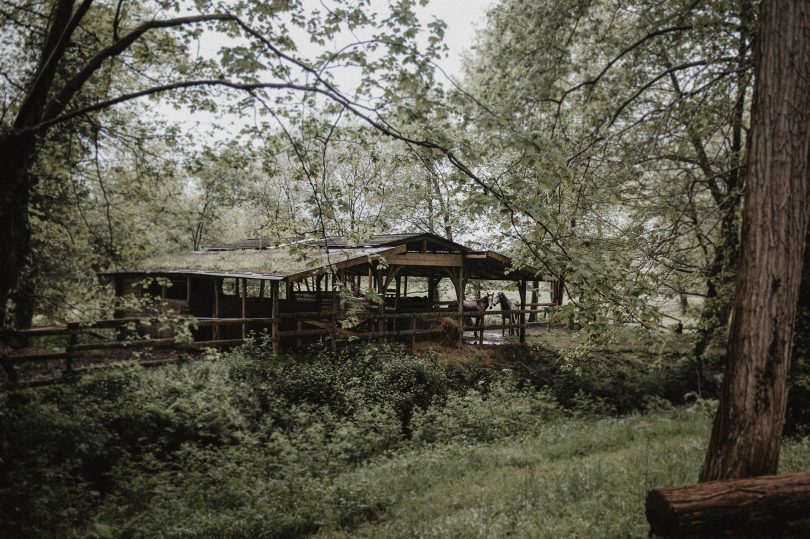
[138,246,399,276]
[206,232,469,253]
[103,233,539,282]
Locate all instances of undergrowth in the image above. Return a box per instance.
[1,341,808,538]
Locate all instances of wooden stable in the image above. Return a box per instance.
[98,233,550,353]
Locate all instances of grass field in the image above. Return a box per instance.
[320,411,808,538]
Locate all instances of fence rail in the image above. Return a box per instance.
[2,306,555,385]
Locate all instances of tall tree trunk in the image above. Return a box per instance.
[1,0,76,337]
[700,0,810,481]
[0,134,37,337]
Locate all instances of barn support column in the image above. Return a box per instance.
[478,278,485,346]
[213,278,221,341]
[338,270,347,317]
[271,281,280,357]
[376,266,385,342]
[456,267,465,346]
[241,278,247,340]
[518,280,527,344]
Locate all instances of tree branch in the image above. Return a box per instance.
[39,13,238,123]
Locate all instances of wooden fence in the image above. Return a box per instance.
[1,306,555,385]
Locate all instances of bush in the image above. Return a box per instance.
[411,378,561,444]
[0,339,703,537]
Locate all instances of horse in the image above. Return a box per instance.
[447,293,495,340]
[494,291,517,336]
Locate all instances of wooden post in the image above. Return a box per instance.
[478,285,485,346]
[529,280,539,322]
[241,278,247,340]
[213,278,220,341]
[185,276,191,303]
[410,314,417,351]
[271,281,279,357]
[330,309,337,353]
[258,280,265,301]
[377,267,385,342]
[338,269,346,317]
[518,280,527,344]
[65,330,77,376]
[456,268,465,346]
[296,318,303,350]
[403,274,408,297]
[394,274,401,330]
[428,275,435,308]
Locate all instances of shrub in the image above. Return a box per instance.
[411,378,561,444]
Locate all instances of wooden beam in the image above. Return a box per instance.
[387,253,463,267]
[383,266,402,291]
[286,245,406,282]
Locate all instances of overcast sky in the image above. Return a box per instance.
[164,0,494,142]
[417,0,493,80]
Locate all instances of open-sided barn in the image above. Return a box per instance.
[100,233,545,351]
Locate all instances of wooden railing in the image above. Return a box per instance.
[1,307,554,384]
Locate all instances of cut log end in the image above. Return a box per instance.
[646,472,810,537]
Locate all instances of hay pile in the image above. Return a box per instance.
[437,316,462,345]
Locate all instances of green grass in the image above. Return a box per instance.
[319,411,707,538]
[321,412,810,538]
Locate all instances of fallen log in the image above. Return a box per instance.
[646,471,810,537]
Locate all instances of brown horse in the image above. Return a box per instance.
[448,293,495,339]
[494,291,517,336]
